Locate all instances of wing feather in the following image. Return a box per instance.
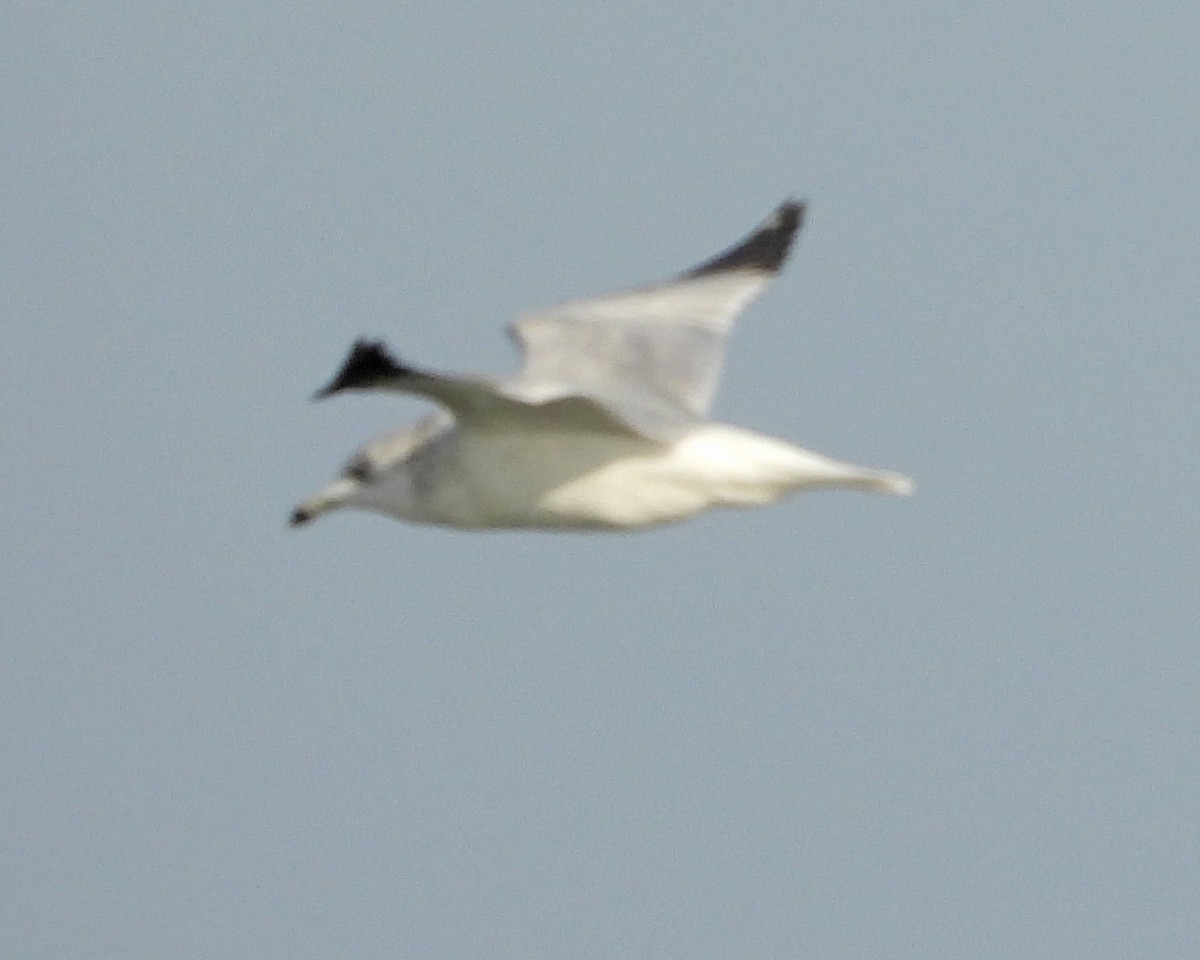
[511,200,804,415]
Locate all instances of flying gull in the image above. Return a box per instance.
[291,200,912,530]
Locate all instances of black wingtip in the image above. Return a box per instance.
[313,338,413,400]
[289,507,312,527]
[686,198,806,278]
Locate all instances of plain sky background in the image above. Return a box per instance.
[4,3,1198,958]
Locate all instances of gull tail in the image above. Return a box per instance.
[858,469,914,497]
[793,464,914,497]
[769,440,914,498]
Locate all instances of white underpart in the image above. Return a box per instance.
[305,418,911,530]
[533,425,912,529]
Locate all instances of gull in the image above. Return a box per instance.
[291,200,912,531]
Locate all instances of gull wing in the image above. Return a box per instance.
[313,338,680,439]
[510,199,804,417]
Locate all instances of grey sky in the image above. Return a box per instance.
[3,3,1198,958]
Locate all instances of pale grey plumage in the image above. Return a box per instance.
[292,200,912,530]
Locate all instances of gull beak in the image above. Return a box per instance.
[289,505,317,526]
[289,477,359,528]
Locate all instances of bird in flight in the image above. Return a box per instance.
[291,200,912,531]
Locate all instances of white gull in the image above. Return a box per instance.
[291,200,912,531]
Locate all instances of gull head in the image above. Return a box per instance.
[290,453,416,528]
[290,416,447,528]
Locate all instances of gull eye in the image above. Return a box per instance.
[344,459,372,482]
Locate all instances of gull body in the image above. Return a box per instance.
[292,201,912,531]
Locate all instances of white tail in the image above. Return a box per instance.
[860,469,914,497]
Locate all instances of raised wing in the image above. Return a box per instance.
[511,199,804,416]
